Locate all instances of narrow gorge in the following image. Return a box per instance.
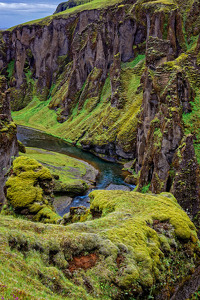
[0,0,200,299]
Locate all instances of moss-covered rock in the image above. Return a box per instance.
[0,190,199,299]
[20,147,98,196]
[0,75,18,209]
[17,140,26,153]
[5,156,60,223]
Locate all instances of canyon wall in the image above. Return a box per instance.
[0,76,18,208]
[0,0,199,214]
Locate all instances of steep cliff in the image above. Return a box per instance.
[0,76,18,209]
[0,0,199,213]
[134,2,200,216]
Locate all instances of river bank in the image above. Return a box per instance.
[17,125,135,215]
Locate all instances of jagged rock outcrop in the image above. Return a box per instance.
[0,3,144,110]
[0,76,18,209]
[134,2,200,216]
[0,1,146,160]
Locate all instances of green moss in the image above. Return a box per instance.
[183,93,200,165]
[9,66,36,111]
[6,156,60,223]
[6,176,43,208]
[134,0,177,16]
[0,190,199,299]
[34,206,61,224]
[20,147,97,195]
[6,60,15,80]
[153,127,163,148]
[13,62,143,157]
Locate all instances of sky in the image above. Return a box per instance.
[0,0,63,29]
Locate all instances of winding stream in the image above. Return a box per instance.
[17,126,135,216]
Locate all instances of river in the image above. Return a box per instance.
[17,125,135,216]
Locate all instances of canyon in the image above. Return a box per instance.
[0,0,200,299]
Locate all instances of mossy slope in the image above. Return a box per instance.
[0,191,199,299]
[12,58,144,160]
[20,147,98,196]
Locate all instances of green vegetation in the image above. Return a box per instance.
[54,0,93,14]
[1,1,200,298]
[12,62,143,157]
[121,54,145,69]
[20,147,98,195]
[183,93,200,165]
[141,182,151,193]
[6,0,196,31]
[8,0,126,29]
[0,191,199,299]
[134,0,178,15]
[5,156,60,224]
[6,60,15,79]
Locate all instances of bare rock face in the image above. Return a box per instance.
[0,20,70,108]
[0,76,18,208]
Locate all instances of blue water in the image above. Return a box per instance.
[17,125,134,215]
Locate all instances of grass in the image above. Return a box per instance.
[0,190,199,299]
[7,0,126,30]
[12,62,144,156]
[20,147,98,194]
[121,54,145,69]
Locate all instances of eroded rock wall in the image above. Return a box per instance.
[0,76,18,208]
[0,0,199,211]
[0,4,145,112]
[135,5,200,215]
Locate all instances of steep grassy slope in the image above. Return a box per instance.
[12,57,145,160]
[0,191,199,299]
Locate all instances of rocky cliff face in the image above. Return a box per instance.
[0,76,18,208]
[0,0,199,214]
[134,2,200,216]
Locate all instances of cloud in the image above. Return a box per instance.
[0,2,57,13]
